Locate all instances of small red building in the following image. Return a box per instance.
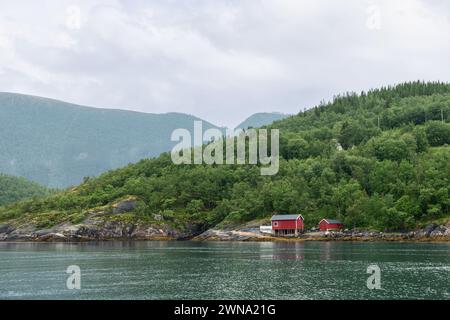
[319,219,344,231]
[271,214,304,236]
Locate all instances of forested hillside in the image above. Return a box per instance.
[0,93,223,188]
[1,82,449,232]
[0,174,51,206]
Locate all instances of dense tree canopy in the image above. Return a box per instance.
[0,174,51,206]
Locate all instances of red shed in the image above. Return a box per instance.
[271,214,304,236]
[319,219,343,231]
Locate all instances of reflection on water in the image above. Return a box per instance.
[0,241,449,300]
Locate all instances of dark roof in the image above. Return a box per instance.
[321,219,343,224]
[271,214,304,221]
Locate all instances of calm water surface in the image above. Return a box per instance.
[0,241,449,300]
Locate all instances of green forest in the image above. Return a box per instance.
[1,81,449,232]
[0,174,51,206]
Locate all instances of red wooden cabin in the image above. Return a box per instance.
[271,214,304,236]
[319,219,343,231]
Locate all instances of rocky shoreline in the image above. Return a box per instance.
[0,221,187,242]
[1,220,450,242]
[194,226,450,242]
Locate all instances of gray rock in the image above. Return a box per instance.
[34,229,54,237]
[0,224,13,234]
[6,228,34,241]
[430,230,444,237]
[75,225,101,239]
[37,233,67,242]
[112,200,137,214]
[423,224,438,236]
[415,225,432,237]
[131,226,163,239]
[430,226,446,237]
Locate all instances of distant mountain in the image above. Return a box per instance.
[0,173,50,206]
[0,93,223,188]
[235,112,291,130]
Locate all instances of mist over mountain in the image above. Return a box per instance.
[0,93,288,189]
[0,93,224,188]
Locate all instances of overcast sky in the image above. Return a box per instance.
[0,0,449,128]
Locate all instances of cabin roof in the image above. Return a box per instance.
[321,219,343,224]
[271,214,304,221]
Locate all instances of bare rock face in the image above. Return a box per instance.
[0,224,13,234]
[413,224,450,238]
[2,225,36,241]
[37,233,67,242]
[195,229,263,241]
[416,224,438,237]
[0,219,189,241]
[112,200,138,214]
[0,225,13,241]
[430,226,447,237]
[59,221,182,240]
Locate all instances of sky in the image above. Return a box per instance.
[0,0,449,128]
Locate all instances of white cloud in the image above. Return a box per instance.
[0,0,449,128]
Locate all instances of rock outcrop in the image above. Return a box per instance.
[0,221,189,242]
[194,224,450,242]
[112,200,138,214]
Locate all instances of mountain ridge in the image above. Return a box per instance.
[0,92,285,188]
[0,92,224,188]
[0,92,213,119]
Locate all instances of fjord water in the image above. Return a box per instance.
[0,241,449,300]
